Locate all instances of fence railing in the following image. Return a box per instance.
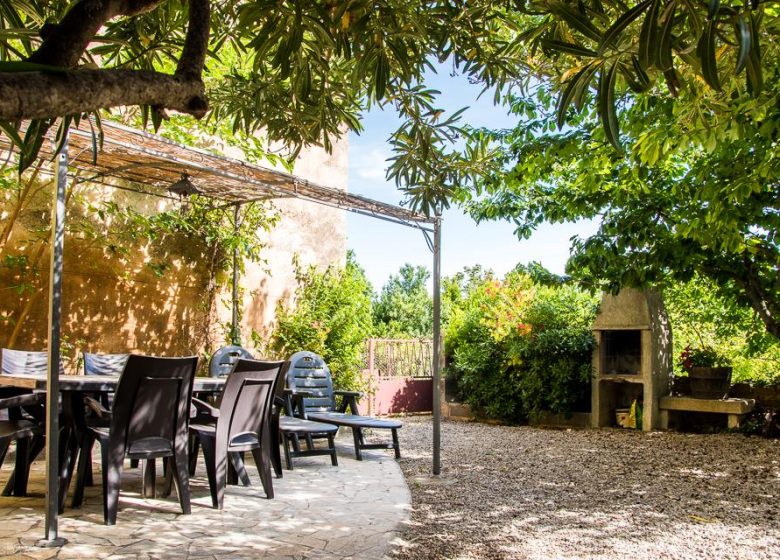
[362,338,433,379]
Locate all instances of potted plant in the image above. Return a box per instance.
[678,345,732,399]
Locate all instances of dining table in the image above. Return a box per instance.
[0,373,225,511]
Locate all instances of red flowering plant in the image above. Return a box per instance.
[678,345,727,373]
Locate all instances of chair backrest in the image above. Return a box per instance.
[1,348,64,376]
[218,359,285,448]
[83,352,129,376]
[286,351,335,413]
[209,346,253,378]
[110,354,198,457]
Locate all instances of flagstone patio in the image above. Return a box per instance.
[0,437,409,559]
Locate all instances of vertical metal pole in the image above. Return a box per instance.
[43,135,67,545]
[231,204,240,345]
[432,212,442,475]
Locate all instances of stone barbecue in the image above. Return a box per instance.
[591,289,672,431]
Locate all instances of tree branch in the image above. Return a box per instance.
[0,69,207,120]
[29,0,166,68]
[737,256,780,339]
[176,0,210,79]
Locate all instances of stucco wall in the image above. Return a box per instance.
[216,138,348,349]
[0,135,348,371]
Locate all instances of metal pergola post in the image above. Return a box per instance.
[231,204,241,345]
[42,135,68,546]
[432,211,442,476]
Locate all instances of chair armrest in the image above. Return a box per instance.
[282,388,315,418]
[334,390,363,399]
[191,397,219,418]
[0,392,45,410]
[334,390,362,414]
[84,396,111,419]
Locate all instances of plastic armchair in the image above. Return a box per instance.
[190,359,283,509]
[286,351,402,460]
[84,354,198,525]
[0,392,46,497]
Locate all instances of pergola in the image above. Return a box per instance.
[0,121,444,544]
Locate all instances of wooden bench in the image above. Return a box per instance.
[659,396,756,429]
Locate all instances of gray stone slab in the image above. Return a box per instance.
[0,436,409,560]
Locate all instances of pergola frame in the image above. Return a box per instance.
[0,121,443,544]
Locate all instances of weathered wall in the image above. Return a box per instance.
[0,136,348,371]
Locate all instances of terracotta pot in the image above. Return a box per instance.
[689,366,732,399]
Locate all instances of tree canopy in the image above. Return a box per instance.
[1,1,777,210]
[465,41,780,338]
[0,0,514,213]
[373,263,433,337]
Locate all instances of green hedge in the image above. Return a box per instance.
[445,270,597,422]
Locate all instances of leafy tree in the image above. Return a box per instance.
[268,251,374,389]
[0,0,508,213]
[518,0,776,147]
[465,49,780,339]
[373,264,432,337]
[664,276,780,385]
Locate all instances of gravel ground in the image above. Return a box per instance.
[386,416,780,560]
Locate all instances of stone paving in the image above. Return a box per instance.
[0,436,410,559]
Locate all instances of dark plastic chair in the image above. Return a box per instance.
[0,392,45,496]
[0,348,57,496]
[286,351,402,460]
[190,359,283,509]
[187,346,253,476]
[86,354,198,525]
[73,352,130,501]
[209,346,253,377]
[1,348,64,376]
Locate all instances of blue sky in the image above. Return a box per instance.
[345,66,598,292]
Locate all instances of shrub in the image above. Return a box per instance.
[445,268,598,422]
[267,252,373,390]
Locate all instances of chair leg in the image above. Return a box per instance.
[250,446,273,499]
[72,435,94,508]
[170,445,191,515]
[142,459,156,498]
[59,427,80,514]
[4,435,45,497]
[12,437,31,497]
[200,435,227,510]
[269,423,282,478]
[229,452,251,487]
[161,457,174,498]
[0,440,9,470]
[392,429,401,459]
[283,433,293,471]
[327,433,338,466]
[290,433,302,454]
[352,427,363,461]
[188,434,200,476]
[99,437,124,525]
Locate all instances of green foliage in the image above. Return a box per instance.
[268,252,374,390]
[373,264,432,338]
[665,276,780,385]
[520,0,776,147]
[0,162,278,347]
[465,54,780,341]
[445,266,598,422]
[0,0,517,215]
